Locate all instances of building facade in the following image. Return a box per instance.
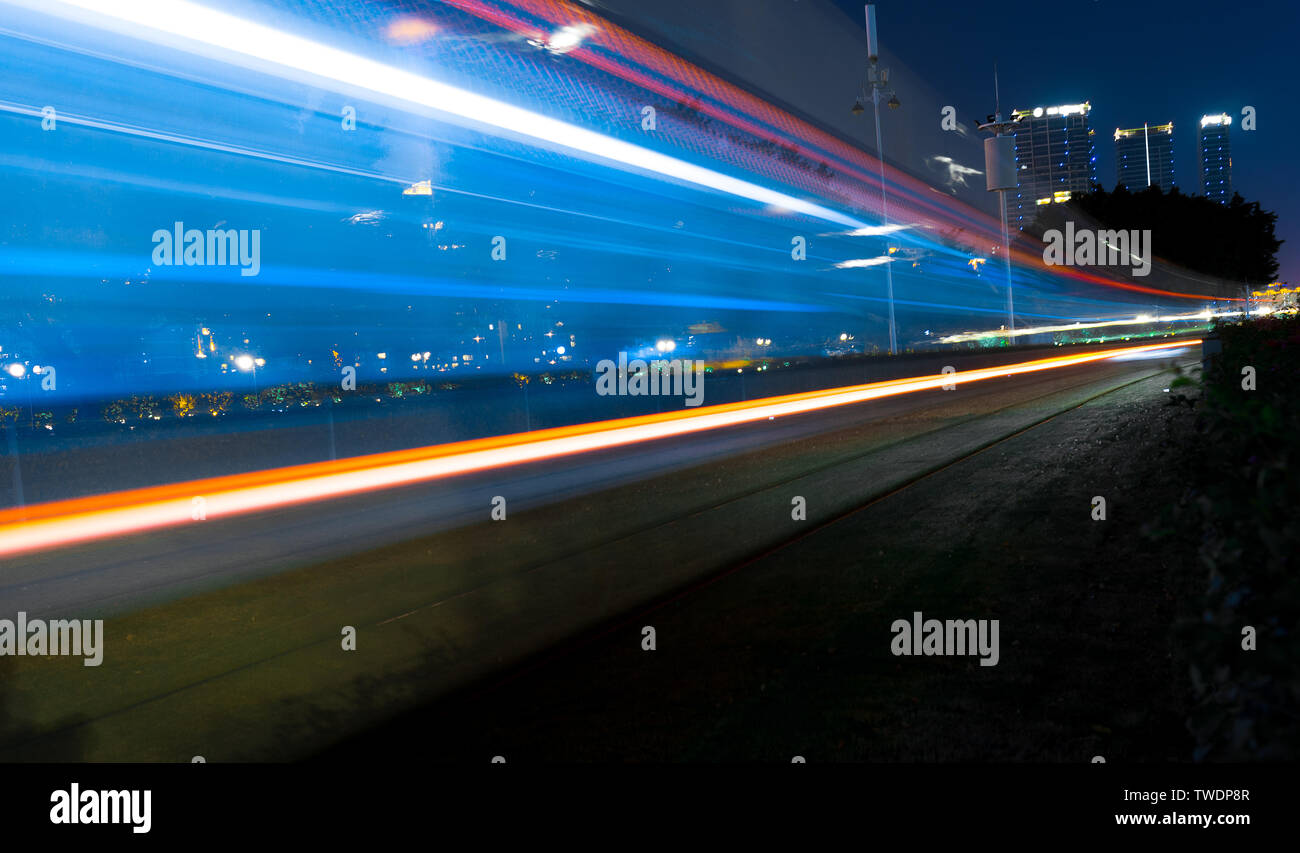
[1009,102,1097,228]
[1115,122,1174,192]
[1198,113,1232,203]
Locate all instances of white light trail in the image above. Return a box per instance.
[835,256,895,269]
[7,0,867,229]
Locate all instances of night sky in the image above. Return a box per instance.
[828,0,1299,283]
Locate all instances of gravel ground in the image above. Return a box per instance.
[325,369,1205,762]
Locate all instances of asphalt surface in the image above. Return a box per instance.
[1,349,1188,619]
[321,365,1202,762]
[0,346,1197,761]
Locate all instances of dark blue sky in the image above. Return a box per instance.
[829,0,1299,283]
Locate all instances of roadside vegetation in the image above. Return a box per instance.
[1152,315,1300,760]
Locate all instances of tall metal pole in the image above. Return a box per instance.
[6,422,23,509]
[979,65,1019,340]
[871,78,898,355]
[999,184,1015,335]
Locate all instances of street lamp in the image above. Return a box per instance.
[976,67,1022,339]
[234,353,261,393]
[852,4,901,355]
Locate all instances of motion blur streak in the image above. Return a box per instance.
[0,340,1195,558]
[445,0,1242,304]
[10,0,866,228]
[938,308,1239,343]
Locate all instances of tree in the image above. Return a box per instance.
[1026,184,1282,283]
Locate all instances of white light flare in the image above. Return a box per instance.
[541,23,595,54]
[835,256,895,269]
[840,224,909,237]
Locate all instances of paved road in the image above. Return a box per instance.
[320,367,1201,763]
[0,346,1199,762]
[0,349,1191,620]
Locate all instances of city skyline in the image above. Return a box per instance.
[1115,122,1175,193]
[1008,101,1096,227]
[829,0,1295,281]
[1198,113,1234,203]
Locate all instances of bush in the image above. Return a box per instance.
[1172,316,1300,760]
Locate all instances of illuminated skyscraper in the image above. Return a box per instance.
[1198,114,1232,203]
[1114,123,1174,192]
[1009,102,1097,228]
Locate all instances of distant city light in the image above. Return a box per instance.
[234,355,255,371]
[1016,103,1089,119]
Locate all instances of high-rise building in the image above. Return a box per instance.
[1115,123,1175,192]
[1198,114,1232,203]
[1008,102,1097,228]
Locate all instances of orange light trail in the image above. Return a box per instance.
[0,340,1194,558]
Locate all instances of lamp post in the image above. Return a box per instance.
[4,362,27,507]
[234,354,262,394]
[977,69,1020,340]
[853,5,901,355]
